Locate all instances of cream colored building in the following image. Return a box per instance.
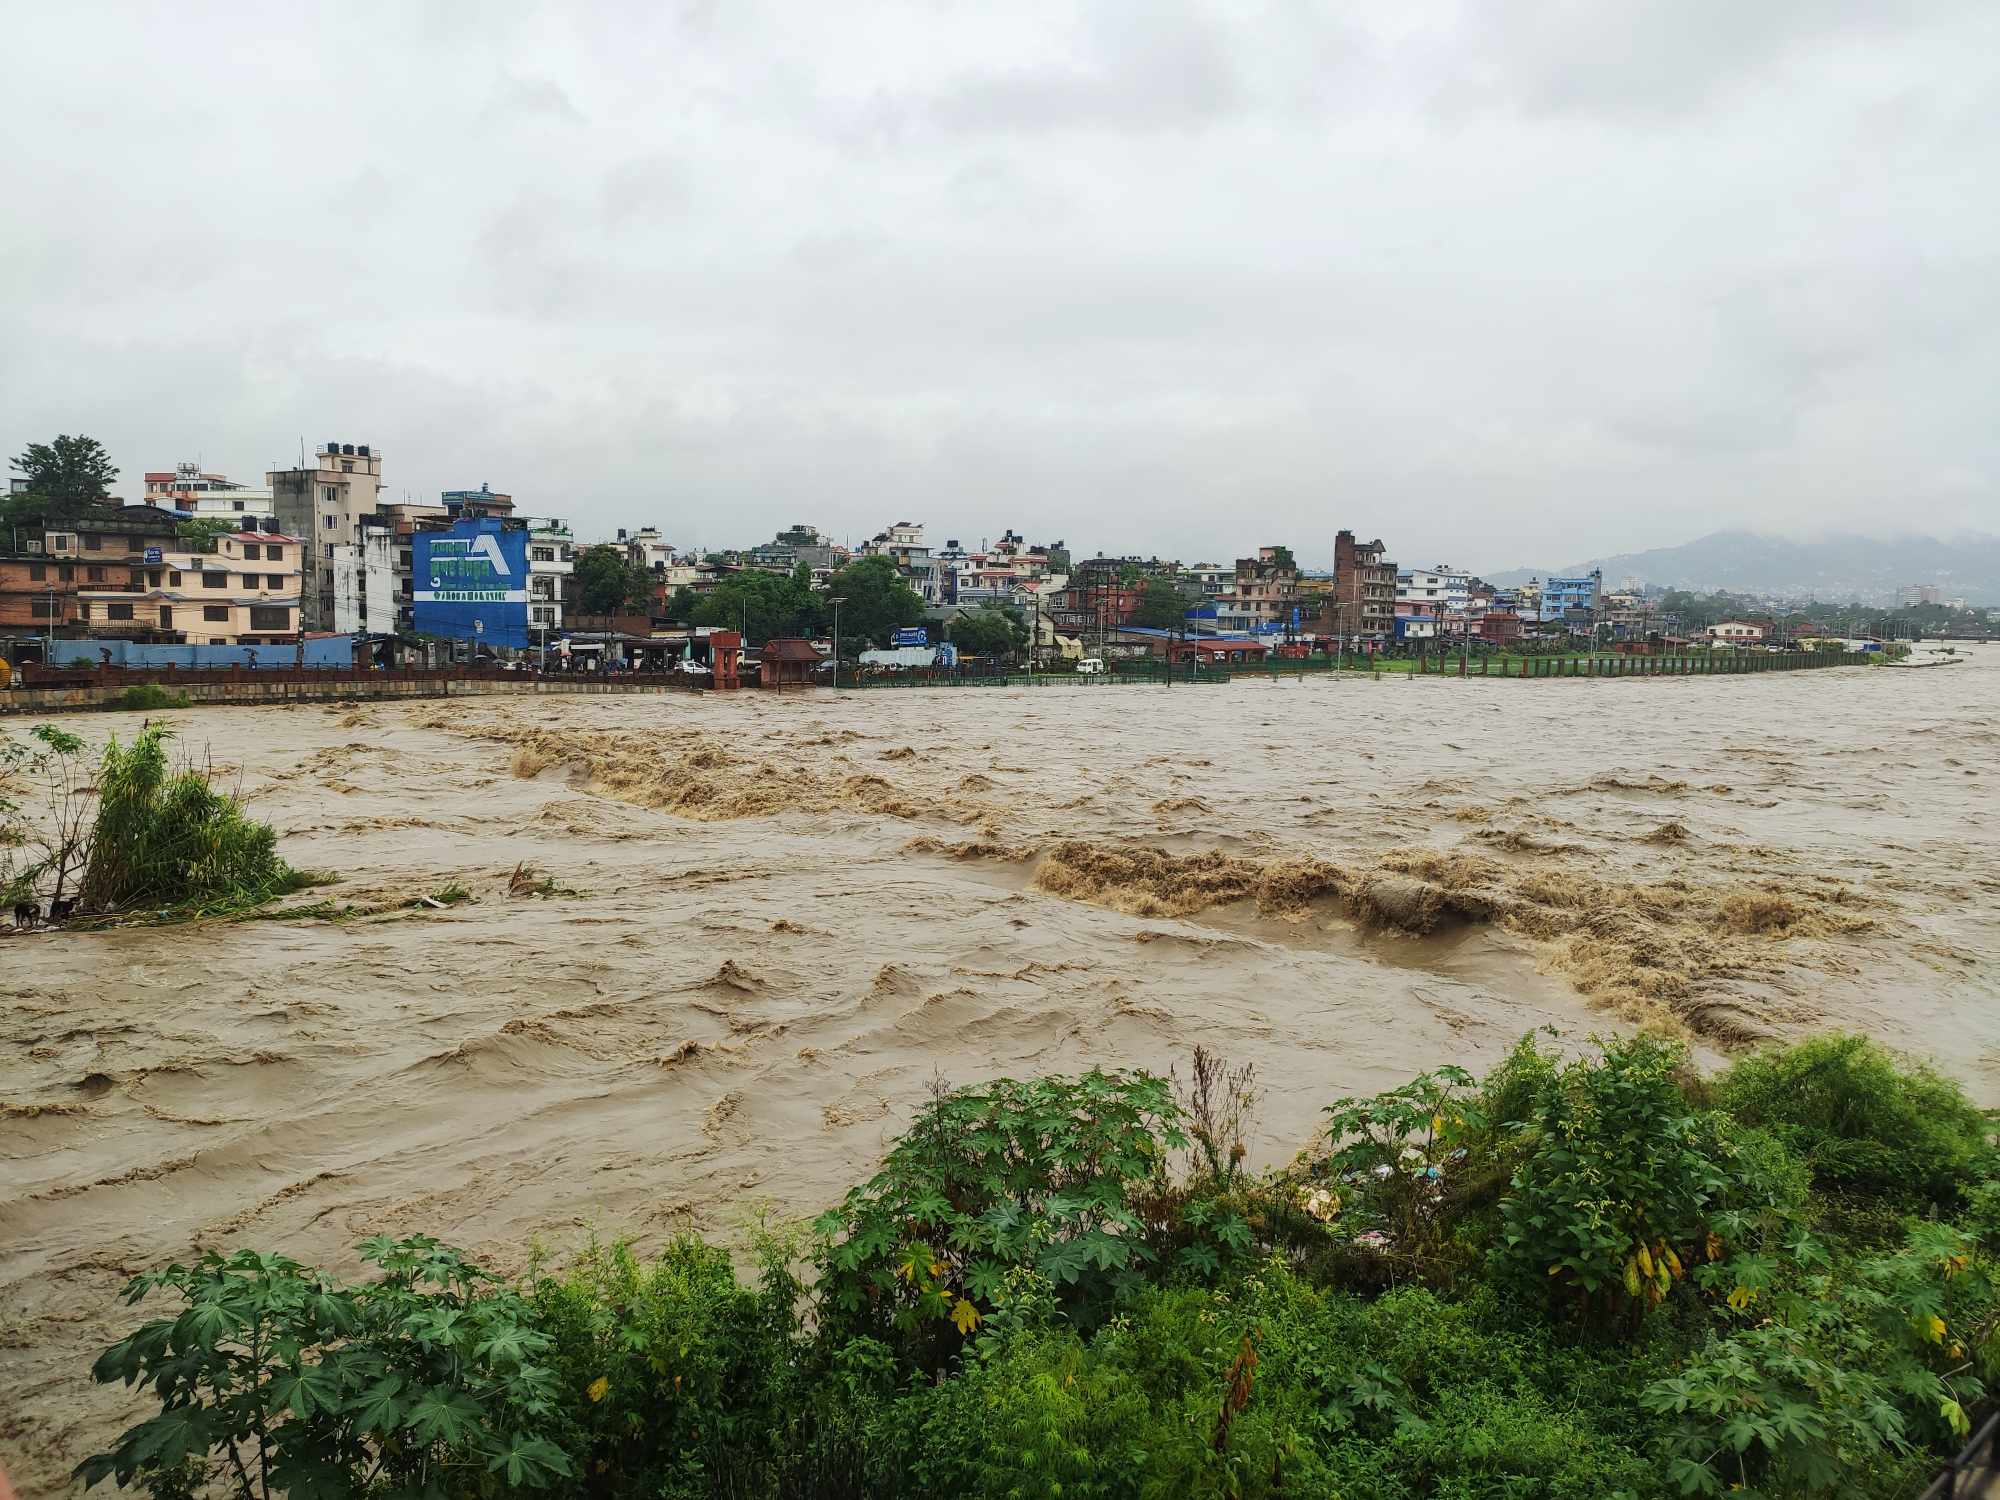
[75,529,303,645]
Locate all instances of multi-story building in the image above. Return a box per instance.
[1048,557,1143,639]
[528,519,574,636]
[861,521,943,604]
[1331,530,1397,640]
[1708,620,1767,643]
[142,463,275,520]
[1232,546,1301,632]
[1396,565,1473,620]
[269,442,385,632]
[0,506,183,638]
[73,522,301,646]
[1538,571,1603,629]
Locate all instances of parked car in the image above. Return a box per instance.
[1076,656,1106,675]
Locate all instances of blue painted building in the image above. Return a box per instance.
[413,517,531,648]
[1538,570,1603,625]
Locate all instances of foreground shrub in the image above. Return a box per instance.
[78,1236,571,1498]
[1497,1035,1793,1329]
[1647,1219,1999,1496]
[77,724,301,914]
[812,1070,1248,1362]
[114,684,191,711]
[1716,1035,1994,1205]
[528,1235,799,1499]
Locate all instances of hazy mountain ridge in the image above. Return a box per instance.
[1484,531,2000,604]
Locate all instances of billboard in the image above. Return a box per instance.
[892,625,929,646]
[413,518,530,648]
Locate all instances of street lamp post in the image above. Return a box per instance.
[826,595,845,688]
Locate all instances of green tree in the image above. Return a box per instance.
[1133,578,1189,629]
[664,584,700,623]
[574,545,649,615]
[10,433,120,524]
[945,604,1026,658]
[692,569,820,645]
[825,554,924,649]
[175,517,235,554]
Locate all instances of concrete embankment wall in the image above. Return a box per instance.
[0,677,692,715]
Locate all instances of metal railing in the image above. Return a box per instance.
[1919,1409,2000,1500]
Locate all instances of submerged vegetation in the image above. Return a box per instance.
[78,1032,1999,1499]
[3,722,310,920]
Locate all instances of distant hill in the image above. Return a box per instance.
[1484,531,2000,604]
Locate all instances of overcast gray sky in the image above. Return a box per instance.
[4,1,1995,573]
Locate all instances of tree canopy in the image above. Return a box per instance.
[9,434,119,525]
[1132,578,1190,629]
[691,568,821,645]
[824,554,925,651]
[573,545,654,615]
[946,603,1027,658]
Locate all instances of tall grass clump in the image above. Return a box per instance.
[1717,1033,1995,1205]
[112,684,190,711]
[76,724,301,915]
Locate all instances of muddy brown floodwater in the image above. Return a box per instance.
[4,652,1998,1493]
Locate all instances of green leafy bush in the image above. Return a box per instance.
[77,1236,571,1498]
[1716,1035,1994,1204]
[78,724,301,914]
[528,1236,799,1499]
[114,684,191,711]
[1648,1220,2000,1496]
[811,1070,1245,1359]
[1497,1036,1769,1327]
[74,1037,2000,1500]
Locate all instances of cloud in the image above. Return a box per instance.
[0,0,1995,573]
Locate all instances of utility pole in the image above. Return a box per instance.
[827,594,844,688]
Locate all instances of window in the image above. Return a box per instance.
[341,461,355,473]
[322,514,336,529]
[242,543,260,561]
[203,605,230,622]
[108,603,133,621]
[127,535,144,553]
[85,533,105,550]
[201,572,226,589]
[250,606,291,632]
[27,563,44,581]
[322,486,338,504]
[268,574,286,590]
[149,571,163,587]
[238,575,257,589]
[58,563,73,581]
[87,565,106,582]
[532,546,555,562]
[210,637,226,645]
[267,546,285,562]
[159,606,172,628]
[232,500,245,512]
[532,606,554,624]
[30,599,57,619]
[168,571,181,586]
[324,543,334,559]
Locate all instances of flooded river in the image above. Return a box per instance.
[3,650,1997,1493]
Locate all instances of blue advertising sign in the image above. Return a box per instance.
[143,547,163,564]
[935,642,958,669]
[892,626,929,647]
[1290,606,1301,629]
[413,518,530,648]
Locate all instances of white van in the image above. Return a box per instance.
[1076,656,1106,675]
